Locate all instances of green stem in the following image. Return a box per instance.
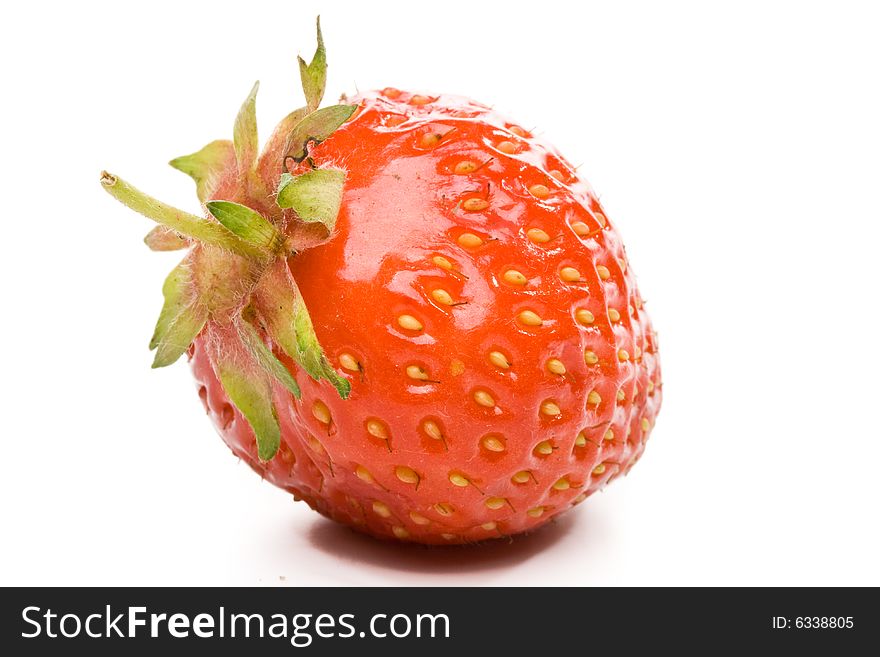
[100,171,259,257]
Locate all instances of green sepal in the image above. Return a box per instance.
[276,169,345,233]
[233,81,260,178]
[283,104,357,164]
[144,226,188,251]
[205,200,286,255]
[257,107,308,175]
[150,259,208,368]
[101,172,260,257]
[169,139,234,202]
[214,349,281,462]
[239,318,302,399]
[298,16,327,111]
[254,260,351,399]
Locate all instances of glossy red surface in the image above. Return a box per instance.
[191,90,662,544]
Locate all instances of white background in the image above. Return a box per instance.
[2,0,878,586]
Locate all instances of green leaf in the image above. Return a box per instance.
[257,107,308,176]
[276,169,345,233]
[239,319,301,399]
[169,139,234,202]
[215,354,281,461]
[150,259,208,368]
[283,104,357,164]
[150,260,192,350]
[298,16,327,111]
[101,171,260,257]
[205,200,285,254]
[233,81,260,177]
[144,226,188,251]
[254,260,351,399]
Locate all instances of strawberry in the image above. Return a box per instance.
[102,19,661,544]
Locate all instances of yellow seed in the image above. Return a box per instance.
[431,288,454,305]
[497,140,517,154]
[571,221,590,236]
[642,418,650,431]
[432,255,453,270]
[592,463,606,476]
[576,309,595,325]
[454,160,478,174]
[434,502,454,516]
[392,526,410,539]
[306,436,324,453]
[628,305,635,316]
[485,497,506,510]
[462,197,489,212]
[534,440,553,456]
[584,350,599,365]
[527,506,545,518]
[410,512,430,525]
[541,400,562,416]
[546,358,566,375]
[616,389,626,402]
[618,349,630,362]
[503,269,528,286]
[312,400,331,425]
[481,435,505,452]
[560,267,581,282]
[420,132,441,148]
[397,314,423,331]
[597,265,611,280]
[549,169,565,181]
[457,232,484,248]
[473,390,496,407]
[509,125,527,137]
[518,310,543,326]
[450,359,465,376]
[372,501,391,518]
[395,466,420,485]
[587,390,602,406]
[339,353,360,371]
[422,419,443,441]
[449,473,470,487]
[384,114,407,127]
[604,429,615,441]
[441,533,456,541]
[410,94,432,105]
[594,212,607,227]
[481,521,497,531]
[512,470,531,484]
[355,465,374,484]
[526,228,551,244]
[573,493,587,504]
[553,477,570,491]
[608,308,621,322]
[366,419,388,440]
[382,87,401,99]
[488,351,510,369]
[618,257,628,272]
[406,364,430,380]
[634,346,642,359]
[575,432,587,447]
[529,184,550,199]
[647,380,655,394]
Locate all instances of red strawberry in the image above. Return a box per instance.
[102,19,661,544]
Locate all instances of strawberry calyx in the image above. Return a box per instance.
[100,17,353,461]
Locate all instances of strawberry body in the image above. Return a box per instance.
[190,90,662,544]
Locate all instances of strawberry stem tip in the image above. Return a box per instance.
[99,18,353,461]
